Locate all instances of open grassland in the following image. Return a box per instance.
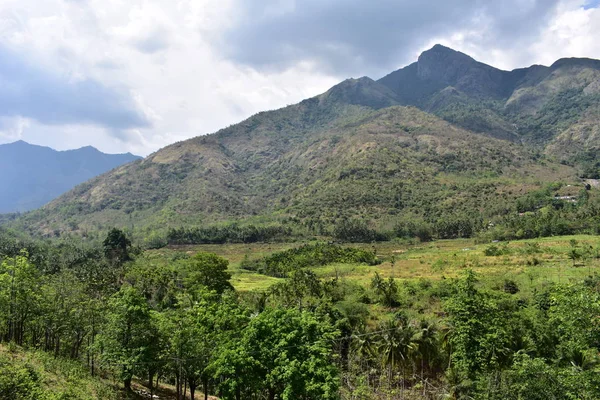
[147,235,600,295]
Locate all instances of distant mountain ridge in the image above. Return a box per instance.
[5,45,600,237]
[0,141,140,213]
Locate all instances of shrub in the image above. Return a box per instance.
[503,279,520,294]
[484,244,510,256]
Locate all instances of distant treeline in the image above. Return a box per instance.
[166,224,292,245]
[160,185,600,247]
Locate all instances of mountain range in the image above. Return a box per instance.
[0,141,139,213]
[6,45,600,238]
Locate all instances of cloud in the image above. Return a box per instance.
[221,0,563,76]
[0,0,599,158]
[133,29,170,54]
[0,45,150,129]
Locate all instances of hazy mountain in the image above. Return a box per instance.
[0,141,140,213]
[9,45,600,236]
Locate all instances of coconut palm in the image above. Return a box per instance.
[376,318,418,390]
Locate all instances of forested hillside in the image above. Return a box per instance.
[4,45,600,241]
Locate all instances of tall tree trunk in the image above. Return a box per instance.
[189,381,196,400]
[203,378,209,400]
[124,376,132,392]
[54,336,60,358]
[148,369,154,399]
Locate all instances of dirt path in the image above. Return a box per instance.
[131,380,219,399]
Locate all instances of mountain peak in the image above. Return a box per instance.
[417,44,478,81]
[425,43,467,55]
[8,140,38,147]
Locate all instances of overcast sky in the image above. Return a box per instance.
[1,0,599,156]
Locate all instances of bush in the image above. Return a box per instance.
[503,279,520,294]
[484,244,510,256]
[0,359,43,400]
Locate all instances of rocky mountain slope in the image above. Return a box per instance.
[378,45,600,154]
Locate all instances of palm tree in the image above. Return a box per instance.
[414,320,440,395]
[350,329,378,391]
[376,318,417,391]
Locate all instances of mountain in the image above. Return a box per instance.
[378,45,600,152]
[0,141,140,213]
[8,45,600,237]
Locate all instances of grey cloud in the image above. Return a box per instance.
[133,29,170,54]
[221,0,562,77]
[0,45,150,129]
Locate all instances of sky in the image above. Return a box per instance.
[0,0,599,156]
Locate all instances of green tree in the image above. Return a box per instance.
[98,285,160,391]
[102,228,132,266]
[444,271,514,382]
[371,273,399,307]
[376,316,417,389]
[213,308,339,400]
[0,252,41,345]
[183,252,233,295]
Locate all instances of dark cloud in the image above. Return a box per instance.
[221,0,562,76]
[0,45,150,129]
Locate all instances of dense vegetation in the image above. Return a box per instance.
[166,224,292,245]
[3,227,600,399]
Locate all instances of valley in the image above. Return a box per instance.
[3,44,600,399]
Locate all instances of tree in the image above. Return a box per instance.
[376,316,417,390]
[103,228,132,266]
[414,319,441,383]
[183,252,233,295]
[212,308,339,400]
[98,285,160,391]
[444,271,514,381]
[0,252,41,345]
[371,273,399,307]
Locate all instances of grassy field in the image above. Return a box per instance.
[147,235,600,295]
